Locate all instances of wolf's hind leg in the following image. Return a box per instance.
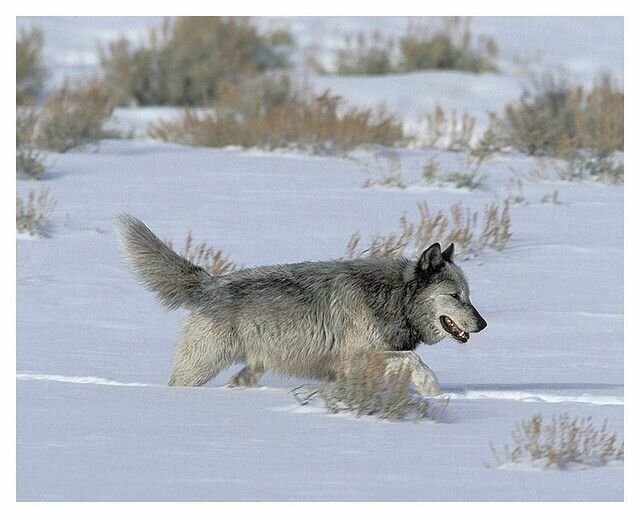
[168,344,233,386]
[168,316,235,387]
[227,364,265,388]
[169,356,229,387]
[385,351,440,396]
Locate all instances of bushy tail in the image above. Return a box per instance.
[114,213,212,310]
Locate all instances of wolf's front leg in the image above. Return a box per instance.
[385,351,441,396]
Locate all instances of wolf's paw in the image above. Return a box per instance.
[415,378,441,397]
[226,374,259,388]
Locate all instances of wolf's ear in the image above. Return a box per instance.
[442,242,455,262]
[418,243,443,272]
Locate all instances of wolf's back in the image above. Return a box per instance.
[114,214,212,310]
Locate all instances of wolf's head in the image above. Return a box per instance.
[407,242,487,345]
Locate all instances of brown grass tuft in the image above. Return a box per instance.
[99,17,293,106]
[422,105,477,151]
[17,27,46,105]
[399,17,498,74]
[496,73,623,159]
[35,79,118,153]
[489,413,624,469]
[164,231,237,276]
[17,108,47,178]
[345,199,511,260]
[322,17,498,76]
[333,31,395,75]
[16,188,56,237]
[149,90,404,155]
[358,151,406,189]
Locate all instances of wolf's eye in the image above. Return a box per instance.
[451,293,461,300]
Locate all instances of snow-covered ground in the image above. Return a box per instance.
[16,17,623,501]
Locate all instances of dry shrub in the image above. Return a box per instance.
[17,27,46,105]
[497,73,623,159]
[16,108,46,179]
[320,350,446,421]
[360,151,486,191]
[441,167,486,190]
[16,188,56,237]
[557,152,624,184]
[489,413,624,469]
[358,151,405,189]
[514,149,623,185]
[323,17,498,76]
[149,108,233,147]
[442,148,496,190]
[421,158,439,184]
[35,79,118,152]
[540,190,561,204]
[471,114,504,158]
[505,177,527,205]
[420,149,493,191]
[334,31,395,75]
[399,17,498,74]
[99,17,293,106]
[345,199,511,259]
[164,231,237,276]
[505,174,562,206]
[423,105,477,151]
[215,74,298,118]
[361,175,405,189]
[442,135,503,188]
[480,199,511,251]
[150,90,404,155]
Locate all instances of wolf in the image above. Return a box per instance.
[115,214,487,396]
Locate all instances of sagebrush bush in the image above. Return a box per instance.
[334,31,396,75]
[497,74,623,158]
[489,413,624,469]
[437,152,490,190]
[164,231,237,276]
[320,350,446,421]
[345,199,511,259]
[17,27,46,105]
[422,105,476,151]
[215,74,299,118]
[359,151,488,191]
[442,169,486,190]
[557,152,624,184]
[16,188,56,237]
[35,79,118,152]
[16,108,46,178]
[399,17,498,74]
[323,17,498,76]
[150,90,404,154]
[421,158,439,184]
[99,17,293,106]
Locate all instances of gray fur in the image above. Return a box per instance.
[115,214,487,395]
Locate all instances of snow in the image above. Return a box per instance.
[16,17,623,501]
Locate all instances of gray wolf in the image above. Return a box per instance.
[115,214,487,396]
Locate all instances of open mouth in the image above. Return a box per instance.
[440,315,469,343]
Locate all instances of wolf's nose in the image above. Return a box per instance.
[477,316,487,331]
